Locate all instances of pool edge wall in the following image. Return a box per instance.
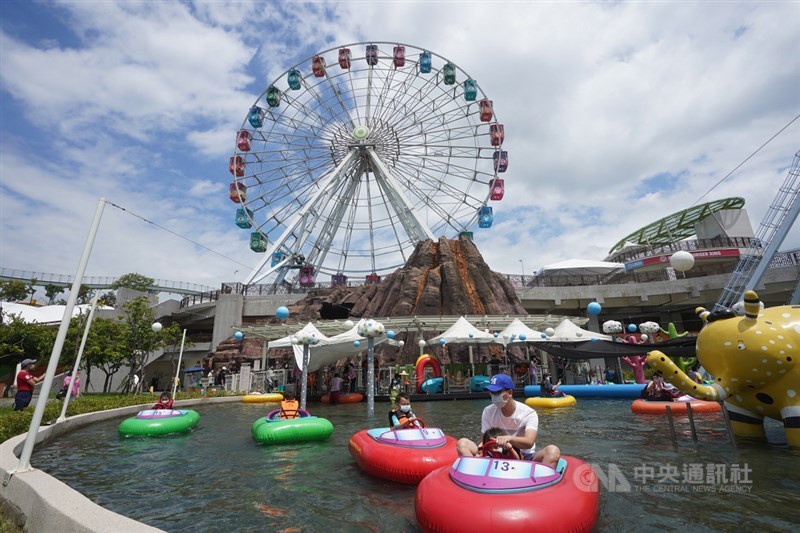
[0,396,243,532]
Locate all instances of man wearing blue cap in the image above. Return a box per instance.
[456,374,560,468]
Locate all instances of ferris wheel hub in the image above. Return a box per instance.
[352,125,370,140]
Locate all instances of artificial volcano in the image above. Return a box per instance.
[287,236,526,364]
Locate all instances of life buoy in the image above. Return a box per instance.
[525,395,577,409]
[415,355,442,393]
[321,392,364,404]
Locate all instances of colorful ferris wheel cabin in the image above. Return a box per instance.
[463,79,477,101]
[419,51,432,74]
[490,124,504,146]
[248,106,265,128]
[235,208,254,229]
[489,179,505,201]
[312,56,326,77]
[287,69,302,90]
[237,130,252,152]
[271,251,285,267]
[338,48,352,69]
[229,182,247,203]
[493,151,508,173]
[266,85,281,107]
[365,273,381,285]
[443,62,456,85]
[229,155,245,177]
[479,99,493,122]
[366,44,378,66]
[393,45,405,68]
[299,265,315,287]
[250,232,267,253]
[331,273,348,287]
[478,206,494,228]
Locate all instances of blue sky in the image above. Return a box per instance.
[1,0,798,291]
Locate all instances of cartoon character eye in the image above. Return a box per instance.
[737,341,746,350]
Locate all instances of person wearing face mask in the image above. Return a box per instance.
[456,374,561,468]
[389,392,419,429]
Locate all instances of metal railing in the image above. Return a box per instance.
[0,268,215,295]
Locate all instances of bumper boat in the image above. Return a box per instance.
[525,395,577,409]
[349,420,458,484]
[118,409,200,437]
[251,408,333,445]
[631,398,722,414]
[241,392,284,403]
[415,442,598,532]
[321,392,363,404]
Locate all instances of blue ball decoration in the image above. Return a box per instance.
[276,306,289,320]
[541,333,547,338]
[439,338,446,346]
[493,332,499,338]
[234,331,244,341]
[387,330,396,339]
[468,332,474,338]
[627,324,637,332]
[591,337,598,343]
[353,340,360,347]
[519,333,526,341]
[587,302,602,316]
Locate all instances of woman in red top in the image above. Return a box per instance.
[14,359,42,411]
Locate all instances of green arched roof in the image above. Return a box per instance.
[608,197,745,254]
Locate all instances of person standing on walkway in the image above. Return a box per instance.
[14,359,42,411]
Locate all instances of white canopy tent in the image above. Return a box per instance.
[537,259,624,276]
[549,319,613,342]
[267,320,390,373]
[498,318,545,344]
[427,316,498,345]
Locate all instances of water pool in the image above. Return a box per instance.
[32,399,799,532]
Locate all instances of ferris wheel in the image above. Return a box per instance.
[229,42,508,288]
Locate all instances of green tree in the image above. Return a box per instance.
[76,284,92,305]
[27,278,38,304]
[44,284,65,305]
[111,273,155,293]
[97,291,117,307]
[0,280,29,302]
[0,315,56,391]
[83,318,128,393]
[119,297,161,393]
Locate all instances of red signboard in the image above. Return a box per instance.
[625,248,740,271]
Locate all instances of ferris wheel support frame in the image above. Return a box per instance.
[244,150,359,285]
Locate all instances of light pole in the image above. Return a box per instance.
[152,322,187,399]
[519,259,525,285]
[359,319,385,418]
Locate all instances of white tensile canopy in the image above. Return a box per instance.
[0,302,112,324]
[537,259,624,276]
[427,316,498,345]
[549,319,613,342]
[268,320,390,372]
[498,318,545,344]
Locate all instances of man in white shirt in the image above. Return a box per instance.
[456,374,561,468]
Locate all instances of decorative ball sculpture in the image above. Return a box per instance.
[641,334,649,342]
[418,339,427,347]
[627,324,637,333]
[591,337,598,343]
[358,320,385,338]
[344,319,354,328]
[398,341,405,348]
[439,338,446,346]
[545,327,555,337]
[540,333,547,339]
[669,250,695,272]
[519,333,527,341]
[587,302,602,316]
[294,331,320,345]
[468,332,474,338]
[493,332,499,338]
[234,331,244,341]
[276,306,290,320]
[151,322,163,333]
[387,330,396,339]
[353,340,360,347]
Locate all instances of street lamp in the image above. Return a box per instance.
[152,322,187,399]
[519,259,525,285]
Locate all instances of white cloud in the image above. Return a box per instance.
[1,0,797,289]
